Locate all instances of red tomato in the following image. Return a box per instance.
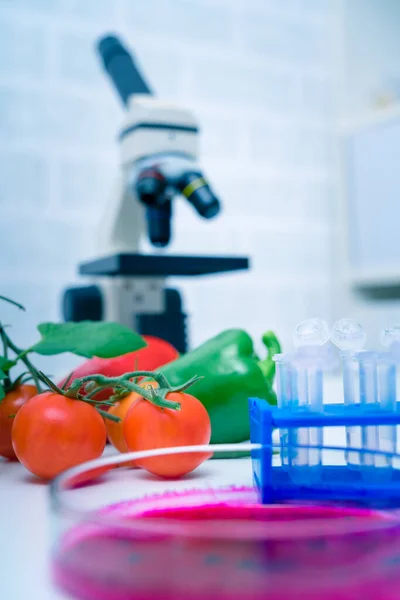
[0,384,37,460]
[123,391,211,478]
[58,335,179,401]
[106,381,158,454]
[12,392,106,480]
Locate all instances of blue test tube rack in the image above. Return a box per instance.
[249,318,400,509]
[249,397,400,508]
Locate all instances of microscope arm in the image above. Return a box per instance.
[96,174,145,255]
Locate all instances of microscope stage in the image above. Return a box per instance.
[79,254,249,277]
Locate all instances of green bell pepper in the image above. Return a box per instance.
[159,329,281,445]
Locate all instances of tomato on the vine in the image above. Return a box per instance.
[123,390,211,478]
[0,384,37,460]
[12,392,107,480]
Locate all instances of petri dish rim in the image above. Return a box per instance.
[50,442,400,542]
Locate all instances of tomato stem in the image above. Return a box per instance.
[13,346,35,361]
[0,327,8,359]
[64,370,202,412]
[36,372,121,418]
[61,371,75,391]
[84,385,110,399]
[127,380,181,410]
[69,373,180,410]
[38,371,63,395]
[13,372,33,387]
[71,374,146,396]
[121,370,171,389]
[167,375,203,393]
[0,295,25,311]
[79,395,115,407]
[0,325,42,393]
[96,407,121,422]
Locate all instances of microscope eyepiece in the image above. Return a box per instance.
[177,172,221,219]
[97,34,151,105]
[97,36,128,70]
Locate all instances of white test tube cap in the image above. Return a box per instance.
[293,318,330,348]
[381,325,400,349]
[330,318,366,352]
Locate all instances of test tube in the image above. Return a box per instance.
[287,317,330,483]
[274,354,292,468]
[359,351,379,471]
[275,353,293,410]
[379,327,399,467]
[330,319,366,468]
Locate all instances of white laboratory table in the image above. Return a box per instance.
[0,377,344,600]
[1,451,254,600]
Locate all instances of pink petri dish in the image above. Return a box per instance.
[50,444,400,600]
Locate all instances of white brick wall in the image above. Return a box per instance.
[331,0,400,348]
[0,0,337,375]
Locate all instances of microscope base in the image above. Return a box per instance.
[136,288,187,353]
[63,284,188,353]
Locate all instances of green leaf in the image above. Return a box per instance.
[0,383,5,402]
[0,356,14,379]
[0,357,7,379]
[32,321,147,359]
[0,356,17,377]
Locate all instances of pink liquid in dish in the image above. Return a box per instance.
[53,487,400,600]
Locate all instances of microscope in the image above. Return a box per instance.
[62,35,249,353]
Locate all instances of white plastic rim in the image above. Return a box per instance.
[52,442,257,489]
[49,443,400,541]
[51,442,259,510]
